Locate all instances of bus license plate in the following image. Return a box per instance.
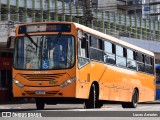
[35,90,46,94]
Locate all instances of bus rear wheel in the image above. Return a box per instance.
[122,89,139,108]
[85,84,103,109]
[36,98,45,110]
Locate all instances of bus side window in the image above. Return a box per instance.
[145,56,154,74]
[104,41,116,64]
[90,35,98,48]
[78,32,89,58]
[136,52,145,72]
[116,45,126,67]
[78,31,90,68]
[89,35,104,61]
[127,49,136,70]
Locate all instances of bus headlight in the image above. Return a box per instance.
[13,78,24,88]
[60,77,76,88]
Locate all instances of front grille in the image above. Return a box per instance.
[20,73,66,81]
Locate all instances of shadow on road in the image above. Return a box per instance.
[0,98,35,105]
[139,100,160,104]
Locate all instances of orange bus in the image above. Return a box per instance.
[12,22,155,109]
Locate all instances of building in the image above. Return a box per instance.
[117,0,160,20]
[144,0,160,20]
[98,0,160,21]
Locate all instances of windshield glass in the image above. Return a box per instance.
[14,34,75,70]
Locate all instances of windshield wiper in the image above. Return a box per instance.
[25,32,38,48]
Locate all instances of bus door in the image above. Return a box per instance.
[77,31,91,98]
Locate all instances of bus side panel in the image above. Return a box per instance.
[99,65,132,101]
[137,73,155,102]
[76,59,155,102]
[76,64,91,99]
[76,62,106,99]
[99,65,155,102]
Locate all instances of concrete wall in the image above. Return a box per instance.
[98,0,117,11]
[0,21,9,47]
[0,21,15,47]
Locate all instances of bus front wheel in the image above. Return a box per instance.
[122,89,139,108]
[36,98,45,110]
[85,84,103,109]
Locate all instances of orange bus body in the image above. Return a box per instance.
[12,22,155,109]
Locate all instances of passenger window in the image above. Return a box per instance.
[127,49,136,70]
[145,56,151,64]
[104,41,115,64]
[136,52,145,72]
[127,60,136,70]
[104,41,112,53]
[78,31,90,68]
[136,52,145,62]
[90,35,104,62]
[90,48,104,61]
[78,38,88,58]
[90,36,98,48]
[116,45,126,67]
[116,45,123,56]
[145,56,154,74]
[127,49,134,60]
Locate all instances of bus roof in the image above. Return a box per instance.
[73,23,154,57]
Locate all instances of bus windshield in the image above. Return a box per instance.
[14,34,75,70]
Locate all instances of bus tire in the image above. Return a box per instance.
[85,84,103,109]
[96,100,103,108]
[36,98,45,110]
[85,84,96,109]
[122,89,139,108]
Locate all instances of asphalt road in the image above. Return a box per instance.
[0,100,160,120]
